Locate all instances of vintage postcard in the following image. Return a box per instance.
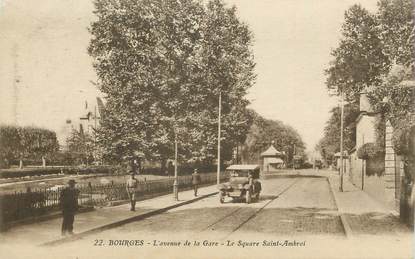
[0,0,413,258]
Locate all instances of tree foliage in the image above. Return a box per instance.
[325,4,390,102]
[240,111,306,164]
[66,129,95,165]
[323,0,414,157]
[377,0,414,66]
[0,125,59,168]
[88,0,255,164]
[316,103,359,165]
[357,142,385,159]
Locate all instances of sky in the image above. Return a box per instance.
[0,0,379,150]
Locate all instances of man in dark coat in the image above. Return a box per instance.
[60,179,80,236]
[131,158,140,175]
[191,169,201,197]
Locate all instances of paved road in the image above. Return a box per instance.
[61,176,345,244]
[2,172,411,259]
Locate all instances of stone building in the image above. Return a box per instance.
[348,88,410,213]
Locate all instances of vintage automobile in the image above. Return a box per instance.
[218,164,262,204]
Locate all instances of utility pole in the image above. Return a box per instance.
[292,143,296,170]
[217,91,222,185]
[340,91,345,192]
[94,105,97,163]
[12,44,21,125]
[173,131,178,201]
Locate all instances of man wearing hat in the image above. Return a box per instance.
[191,169,201,197]
[126,171,138,211]
[60,179,80,236]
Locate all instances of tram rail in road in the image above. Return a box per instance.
[198,178,301,240]
[224,178,301,239]
[43,174,349,247]
[200,176,349,240]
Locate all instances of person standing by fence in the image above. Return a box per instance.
[60,179,79,236]
[126,171,138,211]
[192,169,201,197]
[131,157,141,175]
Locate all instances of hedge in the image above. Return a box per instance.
[357,143,385,160]
[0,166,117,179]
[0,164,217,179]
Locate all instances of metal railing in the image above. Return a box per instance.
[0,172,228,227]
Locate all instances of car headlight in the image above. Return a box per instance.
[238,184,243,189]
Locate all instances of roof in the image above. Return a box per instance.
[352,111,378,127]
[226,164,260,170]
[260,145,282,157]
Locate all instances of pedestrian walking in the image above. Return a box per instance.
[167,161,174,177]
[60,179,79,236]
[126,172,138,211]
[192,169,201,197]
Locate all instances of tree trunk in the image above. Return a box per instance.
[19,159,23,169]
[160,158,167,175]
[42,156,46,168]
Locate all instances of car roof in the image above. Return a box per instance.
[226,164,260,170]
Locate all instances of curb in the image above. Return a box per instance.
[41,191,218,246]
[326,177,353,238]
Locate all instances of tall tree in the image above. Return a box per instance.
[367,0,414,155]
[66,129,95,165]
[325,4,390,102]
[187,0,256,163]
[88,0,255,164]
[316,103,359,165]
[377,0,414,67]
[0,126,59,168]
[240,111,306,164]
[321,0,414,165]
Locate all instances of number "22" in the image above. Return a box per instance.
[94,239,104,246]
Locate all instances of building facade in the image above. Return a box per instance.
[348,91,404,212]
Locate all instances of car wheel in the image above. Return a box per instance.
[245,190,251,204]
[219,192,224,204]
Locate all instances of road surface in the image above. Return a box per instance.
[3,172,411,259]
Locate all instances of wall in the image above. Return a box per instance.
[349,151,363,189]
[355,115,377,150]
[263,157,282,172]
[348,119,399,212]
[349,113,376,189]
[384,120,399,211]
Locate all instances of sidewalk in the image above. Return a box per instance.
[325,170,412,236]
[0,185,218,246]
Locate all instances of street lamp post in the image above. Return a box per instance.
[173,131,179,201]
[217,91,222,186]
[339,91,345,192]
[292,143,296,170]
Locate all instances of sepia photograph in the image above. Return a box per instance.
[0,0,414,258]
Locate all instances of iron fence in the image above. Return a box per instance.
[0,172,228,227]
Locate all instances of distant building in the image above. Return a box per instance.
[57,97,104,151]
[260,145,284,172]
[79,97,104,136]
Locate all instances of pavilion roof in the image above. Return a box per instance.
[260,145,283,157]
